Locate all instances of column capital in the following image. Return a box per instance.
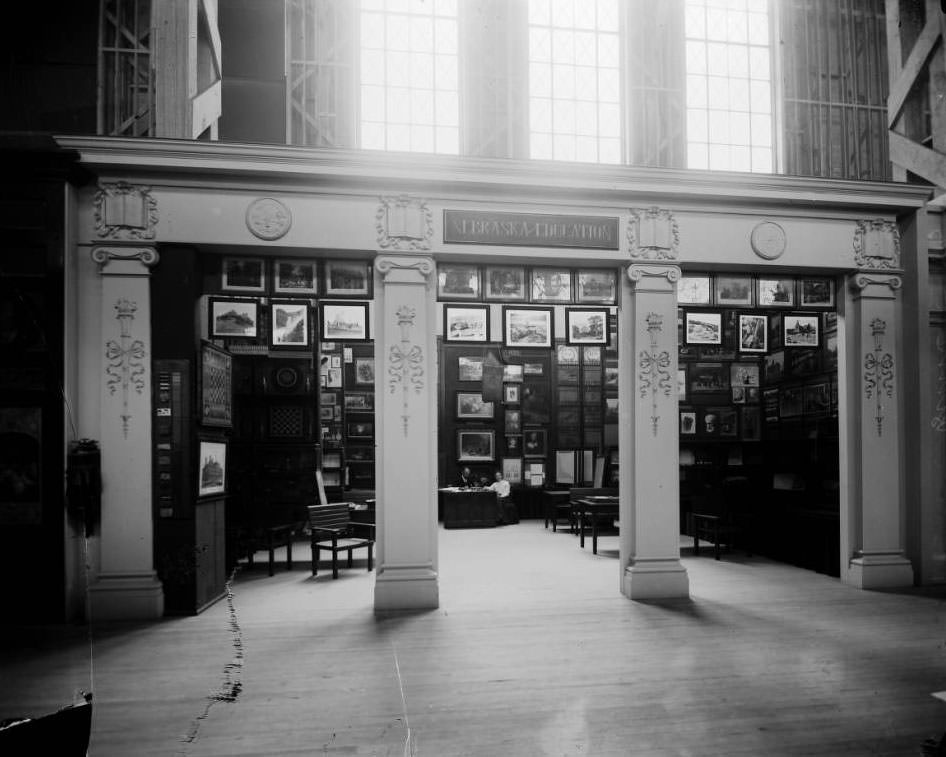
[91,246,160,276]
[850,272,902,298]
[375,254,435,285]
[626,263,681,293]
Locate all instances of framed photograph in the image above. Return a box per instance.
[741,406,761,440]
[325,260,371,297]
[690,362,729,393]
[209,298,259,338]
[320,391,337,406]
[565,308,609,345]
[456,392,494,419]
[319,406,334,421]
[347,420,374,439]
[504,384,520,403]
[485,266,527,301]
[274,259,317,294]
[345,393,374,411]
[198,342,233,428]
[804,382,831,414]
[505,408,522,433]
[502,456,523,484]
[678,367,687,400]
[680,410,697,435]
[789,348,821,375]
[222,257,266,292]
[269,300,310,349]
[757,278,795,307]
[525,460,547,487]
[738,313,767,353]
[523,429,547,457]
[503,364,524,382]
[558,407,580,428]
[576,270,617,304]
[457,356,484,382]
[457,429,495,462]
[438,264,481,300]
[784,313,820,348]
[354,357,375,385]
[503,306,554,348]
[730,363,760,388]
[715,275,753,306]
[685,311,722,345]
[320,301,369,341]
[506,434,522,453]
[523,362,544,376]
[530,269,572,302]
[678,275,711,305]
[197,439,227,497]
[443,304,490,343]
[801,278,835,308]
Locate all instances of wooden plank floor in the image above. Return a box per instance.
[2,521,946,756]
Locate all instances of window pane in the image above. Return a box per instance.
[599,137,621,164]
[688,141,709,170]
[687,74,708,108]
[687,109,709,142]
[686,40,708,75]
[597,0,619,32]
[685,4,706,38]
[531,28,552,62]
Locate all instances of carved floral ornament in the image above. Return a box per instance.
[863,317,894,437]
[93,182,158,240]
[376,195,434,251]
[388,305,425,437]
[626,207,680,261]
[853,219,901,270]
[105,298,147,439]
[637,312,673,436]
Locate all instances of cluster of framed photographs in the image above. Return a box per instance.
[208,299,370,346]
[444,305,610,347]
[437,265,618,304]
[684,310,820,352]
[679,406,760,441]
[678,273,835,309]
[220,257,372,298]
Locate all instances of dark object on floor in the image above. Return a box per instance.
[0,692,92,756]
[921,732,946,755]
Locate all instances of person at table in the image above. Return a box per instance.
[488,470,510,499]
[488,470,516,525]
[459,466,474,488]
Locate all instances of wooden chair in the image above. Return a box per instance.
[307,503,375,579]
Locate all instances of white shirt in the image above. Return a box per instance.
[489,479,511,498]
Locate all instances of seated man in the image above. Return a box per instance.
[458,466,474,488]
[488,470,517,525]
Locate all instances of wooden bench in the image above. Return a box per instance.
[308,503,375,579]
[240,522,301,576]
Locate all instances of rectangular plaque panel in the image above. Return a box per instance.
[444,210,619,250]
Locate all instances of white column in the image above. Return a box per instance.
[86,247,164,620]
[373,254,439,611]
[619,263,689,599]
[842,272,914,588]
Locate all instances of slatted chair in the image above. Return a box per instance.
[307,503,375,579]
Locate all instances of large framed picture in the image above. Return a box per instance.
[715,275,753,306]
[457,356,484,382]
[438,264,481,300]
[209,297,259,338]
[800,278,835,308]
[576,270,617,304]
[456,392,494,419]
[530,269,572,302]
[320,301,369,341]
[523,429,547,457]
[443,304,490,343]
[199,341,232,428]
[731,362,760,388]
[678,274,711,305]
[324,260,372,297]
[565,308,609,345]
[757,278,795,307]
[503,306,554,348]
[485,266,527,301]
[269,300,310,349]
[457,429,495,462]
[273,259,317,295]
[738,313,767,353]
[222,257,266,292]
[784,313,820,348]
[690,362,729,393]
[685,311,722,344]
[197,439,227,497]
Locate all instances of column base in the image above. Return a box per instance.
[846,553,915,589]
[622,558,689,600]
[374,564,439,613]
[87,572,164,621]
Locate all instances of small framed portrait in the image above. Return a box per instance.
[757,278,795,307]
[738,313,767,353]
[783,313,820,348]
[565,308,609,345]
[680,410,697,435]
[503,306,554,348]
[197,439,227,497]
[347,420,374,439]
[523,429,547,457]
[209,297,259,338]
[690,362,729,393]
[438,264,481,300]
[222,257,266,292]
[530,269,572,302]
[269,300,311,349]
[506,434,522,453]
[273,259,317,294]
[715,275,753,306]
[730,363,760,388]
[457,429,495,462]
[685,311,722,344]
[443,304,490,343]
[502,456,523,485]
[320,301,369,341]
[354,357,375,385]
[800,278,835,308]
[456,392,494,419]
[504,384,520,404]
[505,408,522,433]
[457,356,484,382]
[199,341,232,428]
[324,260,372,297]
[678,274,711,305]
[503,364,524,382]
[485,266,527,301]
[576,270,617,304]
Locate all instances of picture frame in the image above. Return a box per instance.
[730,363,760,388]
[505,409,522,433]
[685,311,723,345]
[502,364,524,382]
[583,346,602,365]
[719,408,739,437]
[690,362,729,393]
[800,278,835,308]
[443,304,490,343]
[485,266,527,301]
[324,260,372,297]
[678,367,687,401]
[783,313,820,348]
[504,384,520,403]
[320,392,336,406]
[197,439,227,497]
[457,429,495,462]
[757,278,795,307]
[344,392,374,411]
[523,429,547,457]
[523,362,544,376]
[319,406,334,421]
[321,469,342,488]
[701,408,723,436]
[457,356,484,382]
[502,456,523,484]
[576,270,617,304]
[269,300,310,349]
[438,264,481,300]
[354,357,375,385]
[556,344,580,365]
[506,434,522,453]
[320,301,369,341]
[456,392,494,419]
[738,313,767,353]
[198,342,232,428]
[715,275,753,306]
[604,397,619,423]
[222,257,266,292]
[273,259,317,295]
[525,460,547,487]
[565,308,609,345]
[503,306,554,348]
[530,269,572,302]
[680,410,697,435]
[677,274,712,305]
[763,388,780,423]
[347,420,374,439]
[209,297,259,339]
[558,407,580,429]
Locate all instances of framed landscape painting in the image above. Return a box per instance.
[485,266,527,301]
[685,311,722,345]
[715,275,753,306]
[269,301,310,349]
[503,306,554,348]
[457,430,495,462]
[197,439,227,497]
[320,301,369,341]
[273,259,317,294]
[325,260,371,297]
[438,264,481,300]
[209,298,259,338]
[784,313,820,348]
[757,278,795,307]
[222,257,266,292]
[576,270,617,304]
[443,305,490,343]
[456,392,494,419]
[565,308,609,345]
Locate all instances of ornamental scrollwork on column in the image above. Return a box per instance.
[932,334,946,433]
[863,317,894,436]
[853,219,901,270]
[376,195,434,251]
[638,312,673,436]
[105,298,147,438]
[627,207,679,261]
[93,182,158,240]
[388,306,425,436]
